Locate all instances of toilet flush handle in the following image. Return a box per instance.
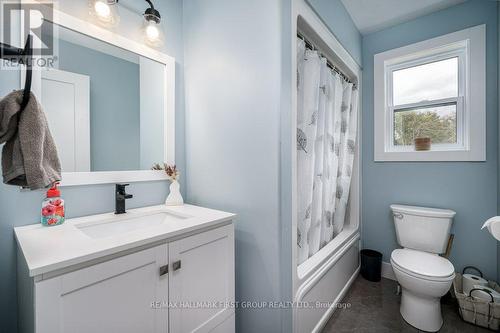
[393,212,404,219]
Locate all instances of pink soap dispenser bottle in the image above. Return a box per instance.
[41,182,65,226]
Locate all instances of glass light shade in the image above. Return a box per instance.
[143,20,163,47]
[89,0,120,27]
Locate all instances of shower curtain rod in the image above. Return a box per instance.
[297,32,356,88]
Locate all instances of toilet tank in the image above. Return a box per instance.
[391,204,456,254]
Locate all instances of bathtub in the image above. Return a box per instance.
[293,223,360,333]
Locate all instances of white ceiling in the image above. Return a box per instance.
[340,0,467,35]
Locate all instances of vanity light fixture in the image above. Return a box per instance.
[142,0,163,46]
[88,0,163,47]
[89,0,120,27]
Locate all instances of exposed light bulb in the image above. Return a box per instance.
[94,1,111,21]
[89,0,119,27]
[142,3,162,47]
[145,23,160,42]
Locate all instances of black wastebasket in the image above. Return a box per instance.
[360,249,382,282]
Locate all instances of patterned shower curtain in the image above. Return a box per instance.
[296,39,358,265]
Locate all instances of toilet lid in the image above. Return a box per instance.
[391,249,454,279]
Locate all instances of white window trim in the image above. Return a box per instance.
[374,24,486,162]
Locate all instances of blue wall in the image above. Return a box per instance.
[306,0,362,66]
[362,0,499,279]
[497,1,500,282]
[57,40,141,171]
[0,1,184,332]
[183,0,284,331]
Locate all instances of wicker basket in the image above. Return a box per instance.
[452,267,500,330]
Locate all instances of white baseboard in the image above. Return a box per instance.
[381,261,396,281]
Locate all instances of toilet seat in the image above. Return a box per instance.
[391,248,455,282]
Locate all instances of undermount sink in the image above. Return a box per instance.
[75,211,189,239]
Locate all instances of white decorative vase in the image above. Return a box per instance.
[165,180,184,206]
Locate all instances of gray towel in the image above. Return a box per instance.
[0,90,61,190]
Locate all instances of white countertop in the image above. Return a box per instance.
[15,204,235,277]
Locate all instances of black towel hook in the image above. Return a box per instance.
[20,35,32,110]
[0,34,33,110]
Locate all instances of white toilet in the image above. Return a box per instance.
[390,204,456,332]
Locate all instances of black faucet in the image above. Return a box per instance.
[115,184,133,214]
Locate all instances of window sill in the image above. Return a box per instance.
[374,149,485,162]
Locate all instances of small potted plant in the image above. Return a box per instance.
[413,128,431,151]
[414,137,431,151]
[152,163,184,206]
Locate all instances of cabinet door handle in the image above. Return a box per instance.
[159,265,169,276]
[172,260,181,271]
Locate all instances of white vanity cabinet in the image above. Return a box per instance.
[16,205,235,333]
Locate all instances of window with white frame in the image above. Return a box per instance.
[374,25,486,161]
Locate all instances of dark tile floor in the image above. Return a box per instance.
[322,276,491,333]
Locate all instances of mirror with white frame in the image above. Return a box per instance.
[29,11,175,186]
